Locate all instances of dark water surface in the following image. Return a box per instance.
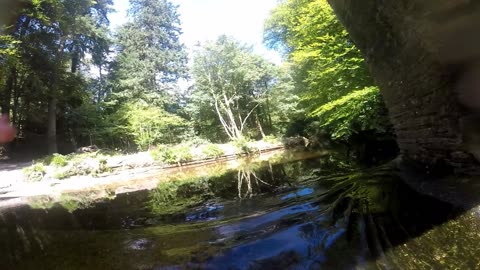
[1,151,479,269]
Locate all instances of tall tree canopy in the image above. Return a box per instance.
[0,0,195,153]
[100,0,191,150]
[112,0,188,105]
[0,0,112,153]
[265,0,392,141]
[191,36,289,141]
[0,0,392,159]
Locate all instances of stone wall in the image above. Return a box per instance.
[328,0,480,174]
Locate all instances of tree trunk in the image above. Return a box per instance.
[264,83,273,131]
[222,93,241,138]
[214,97,235,140]
[12,72,21,127]
[2,67,15,115]
[47,38,66,154]
[255,112,266,139]
[47,96,57,154]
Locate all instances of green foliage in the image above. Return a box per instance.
[53,170,70,180]
[150,177,213,214]
[233,137,259,155]
[150,144,194,164]
[262,135,281,144]
[53,158,110,180]
[120,102,192,150]
[0,34,20,58]
[0,0,113,153]
[191,35,290,141]
[265,0,392,142]
[202,144,225,159]
[23,163,46,182]
[310,86,389,140]
[184,137,210,147]
[112,0,188,101]
[28,194,100,212]
[50,154,68,167]
[268,65,303,135]
[27,151,118,180]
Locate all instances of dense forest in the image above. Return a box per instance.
[0,0,395,160]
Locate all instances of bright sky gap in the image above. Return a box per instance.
[109,0,283,65]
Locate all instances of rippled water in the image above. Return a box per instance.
[1,150,479,269]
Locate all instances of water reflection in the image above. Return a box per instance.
[0,151,478,269]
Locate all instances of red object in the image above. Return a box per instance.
[0,115,16,144]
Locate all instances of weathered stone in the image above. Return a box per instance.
[328,0,480,174]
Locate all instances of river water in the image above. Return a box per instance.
[0,150,479,269]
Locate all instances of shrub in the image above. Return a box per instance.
[120,102,194,150]
[23,163,46,182]
[53,158,111,180]
[233,138,258,155]
[175,145,194,163]
[98,158,109,173]
[36,155,53,165]
[53,170,70,180]
[151,144,194,164]
[50,154,68,167]
[202,144,224,158]
[262,135,280,144]
[151,146,173,163]
[185,137,210,147]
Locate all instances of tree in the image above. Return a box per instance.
[121,102,192,150]
[1,0,112,153]
[264,0,392,142]
[111,0,188,105]
[191,36,280,141]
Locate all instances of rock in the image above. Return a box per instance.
[76,145,99,153]
[283,137,309,149]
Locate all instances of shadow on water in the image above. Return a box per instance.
[0,150,479,269]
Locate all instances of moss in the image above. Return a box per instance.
[27,196,56,209]
[54,194,99,212]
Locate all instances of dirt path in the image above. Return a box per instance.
[0,162,30,189]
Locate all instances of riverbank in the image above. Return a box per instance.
[18,138,287,182]
[0,147,324,210]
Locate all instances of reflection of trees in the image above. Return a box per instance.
[237,166,274,199]
[287,163,469,269]
[292,164,399,268]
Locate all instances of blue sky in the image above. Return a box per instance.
[109,0,282,64]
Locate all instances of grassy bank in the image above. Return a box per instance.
[22,136,292,182]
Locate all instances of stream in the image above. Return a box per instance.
[0,150,479,269]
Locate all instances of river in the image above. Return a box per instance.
[0,150,479,269]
